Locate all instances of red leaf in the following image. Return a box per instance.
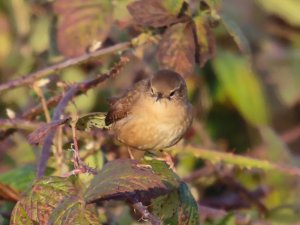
[54,0,113,57]
[157,22,196,76]
[127,0,184,28]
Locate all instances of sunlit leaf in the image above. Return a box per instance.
[127,0,184,28]
[85,159,177,203]
[48,196,99,225]
[212,51,269,125]
[54,0,113,57]
[75,112,108,131]
[151,182,199,225]
[194,16,216,67]
[158,22,195,76]
[10,177,77,225]
[255,0,300,26]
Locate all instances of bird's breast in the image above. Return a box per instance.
[113,96,192,151]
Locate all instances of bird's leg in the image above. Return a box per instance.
[154,150,176,172]
[127,147,135,160]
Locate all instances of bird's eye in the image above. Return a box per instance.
[150,87,155,94]
[169,90,176,98]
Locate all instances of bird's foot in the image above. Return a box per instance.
[154,152,176,172]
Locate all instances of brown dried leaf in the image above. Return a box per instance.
[127,0,184,28]
[10,177,77,225]
[85,159,179,203]
[158,22,196,76]
[194,16,216,67]
[54,0,113,57]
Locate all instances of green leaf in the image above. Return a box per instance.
[75,112,108,131]
[85,159,175,203]
[255,0,300,26]
[158,22,195,76]
[0,165,35,192]
[48,196,99,225]
[151,182,199,225]
[212,51,269,126]
[54,0,113,57]
[127,0,184,28]
[10,177,77,225]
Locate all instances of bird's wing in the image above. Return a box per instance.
[105,79,148,125]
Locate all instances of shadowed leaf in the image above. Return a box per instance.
[75,112,108,131]
[54,0,113,57]
[85,159,179,203]
[127,0,184,28]
[151,182,199,225]
[48,196,99,225]
[194,16,216,67]
[10,177,77,225]
[158,22,195,76]
[213,51,269,125]
[222,16,251,55]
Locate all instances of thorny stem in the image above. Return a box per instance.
[36,57,129,177]
[0,42,131,92]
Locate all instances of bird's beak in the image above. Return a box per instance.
[155,93,162,102]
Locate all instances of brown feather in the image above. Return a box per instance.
[105,79,149,125]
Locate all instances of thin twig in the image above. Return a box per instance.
[0,119,43,131]
[0,42,130,92]
[37,86,78,177]
[36,57,129,177]
[0,56,130,141]
[132,202,161,225]
[32,84,51,122]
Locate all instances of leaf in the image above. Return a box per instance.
[255,0,300,26]
[10,177,77,225]
[158,22,195,76]
[75,112,109,131]
[48,196,99,225]
[193,16,216,67]
[151,182,199,225]
[54,0,113,57]
[212,51,269,126]
[85,159,178,203]
[0,165,36,201]
[221,16,250,55]
[127,0,184,28]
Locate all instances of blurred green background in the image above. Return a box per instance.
[1,0,300,224]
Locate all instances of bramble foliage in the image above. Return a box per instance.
[1,0,300,224]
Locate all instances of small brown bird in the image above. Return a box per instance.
[105,69,193,156]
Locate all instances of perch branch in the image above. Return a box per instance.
[0,42,130,92]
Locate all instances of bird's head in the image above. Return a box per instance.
[149,69,188,102]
